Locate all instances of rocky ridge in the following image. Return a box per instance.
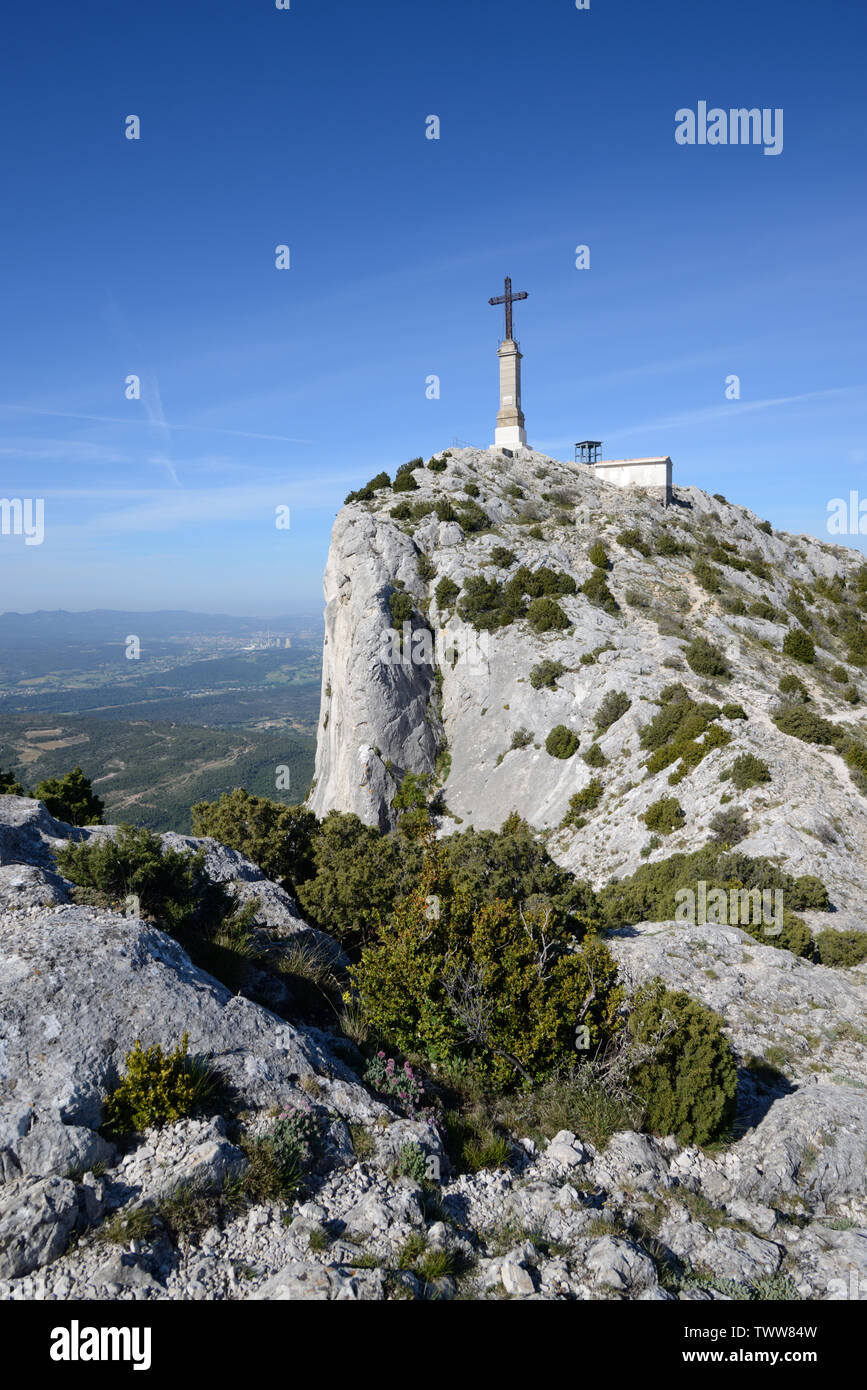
[1,796,865,1301]
[311,447,867,929]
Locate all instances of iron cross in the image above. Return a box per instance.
[488,276,528,341]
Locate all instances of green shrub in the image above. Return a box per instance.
[30,766,104,826]
[56,825,223,933]
[598,846,829,945]
[295,811,422,947]
[642,797,685,835]
[367,471,391,490]
[351,863,623,1090]
[488,545,516,568]
[655,531,688,557]
[830,664,849,683]
[463,480,480,497]
[639,684,730,784]
[616,528,651,556]
[773,706,838,746]
[527,597,570,633]
[393,462,420,493]
[509,728,534,751]
[594,690,631,735]
[458,576,514,631]
[545,725,580,759]
[684,637,730,678]
[693,561,722,594]
[530,659,566,690]
[778,673,809,702]
[757,520,773,535]
[581,569,618,612]
[709,805,749,847]
[815,929,867,968]
[582,743,607,768]
[395,1141,429,1182]
[440,814,599,935]
[456,499,490,532]
[191,789,318,894]
[721,703,747,720]
[588,541,610,570]
[434,575,459,612]
[628,982,737,1145]
[783,628,815,664]
[516,564,577,598]
[428,456,448,473]
[712,494,727,505]
[750,598,779,622]
[562,781,604,827]
[0,770,24,795]
[390,501,412,520]
[103,1033,217,1139]
[416,552,436,583]
[729,754,771,791]
[389,590,414,626]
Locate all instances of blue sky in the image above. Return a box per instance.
[1,0,865,616]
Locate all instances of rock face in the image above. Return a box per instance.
[0,794,865,1300]
[311,447,867,926]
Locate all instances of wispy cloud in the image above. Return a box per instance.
[537,384,867,453]
[0,402,312,445]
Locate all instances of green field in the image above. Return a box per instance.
[0,612,323,832]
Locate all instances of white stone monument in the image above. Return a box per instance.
[488,277,528,450]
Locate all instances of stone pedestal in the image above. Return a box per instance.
[494,339,527,449]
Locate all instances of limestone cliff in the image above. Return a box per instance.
[311,446,867,927]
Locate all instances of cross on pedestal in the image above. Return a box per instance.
[488,276,528,342]
[487,276,529,450]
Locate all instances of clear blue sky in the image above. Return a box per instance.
[1,0,865,615]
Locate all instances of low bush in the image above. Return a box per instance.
[684,637,730,678]
[616,528,651,556]
[778,673,809,702]
[29,766,104,826]
[628,983,737,1146]
[434,576,459,612]
[103,1033,219,1140]
[351,861,623,1090]
[389,590,414,626]
[721,703,747,720]
[582,743,607,768]
[488,545,516,568]
[708,805,749,847]
[545,725,580,759]
[639,684,730,785]
[594,690,631,735]
[814,929,867,968]
[728,753,771,791]
[693,561,722,594]
[527,596,570,632]
[783,628,815,664]
[191,789,318,894]
[588,541,610,570]
[581,569,618,613]
[642,797,685,835]
[562,780,604,827]
[393,461,420,493]
[530,659,566,689]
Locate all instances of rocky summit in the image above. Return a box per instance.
[1,448,866,1302]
